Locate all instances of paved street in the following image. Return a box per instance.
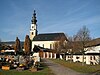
[43,59,88,75]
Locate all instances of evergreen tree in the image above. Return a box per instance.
[24,35,31,55]
[15,37,21,52]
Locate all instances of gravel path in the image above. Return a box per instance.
[43,59,88,75]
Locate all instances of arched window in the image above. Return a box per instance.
[43,44,44,48]
[93,56,95,60]
[50,44,52,49]
[32,32,33,35]
[90,56,92,60]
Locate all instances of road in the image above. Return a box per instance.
[42,59,88,75]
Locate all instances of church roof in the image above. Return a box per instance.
[33,33,68,41]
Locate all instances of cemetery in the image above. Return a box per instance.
[0,50,40,72]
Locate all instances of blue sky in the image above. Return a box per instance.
[0,0,100,41]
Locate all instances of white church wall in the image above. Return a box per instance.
[30,23,37,40]
[32,41,56,51]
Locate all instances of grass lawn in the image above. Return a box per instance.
[0,62,54,75]
[51,59,100,73]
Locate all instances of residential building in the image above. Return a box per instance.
[60,38,100,65]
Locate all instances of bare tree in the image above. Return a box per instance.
[24,35,31,55]
[54,36,67,53]
[74,26,91,65]
[66,36,80,62]
[14,37,21,52]
[68,36,82,53]
[53,36,68,59]
[53,41,59,53]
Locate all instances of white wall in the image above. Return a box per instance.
[32,53,40,62]
[65,54,100,65]
[30,24,36,40]
[94,46,100,51]
[73,55,83,62]
[42,52,56,59]
[60,55,63,59]
[85,55,90,64]
[85,55,100,65]
[85,45,100,53]
[32,41,56,51]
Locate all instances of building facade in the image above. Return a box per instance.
[60,38,100,65]
[32,33,67,50]
[30,10,68,51]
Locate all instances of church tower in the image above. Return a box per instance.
[30,10,38,40]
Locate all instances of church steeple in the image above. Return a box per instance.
[30,10,38,40]
[31,10,37,24]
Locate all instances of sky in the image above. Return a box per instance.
[0,0,100,41]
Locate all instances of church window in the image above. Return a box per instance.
[32,32,33,35]
[32,26,34,28]
[38,44,40,46]
[43,44,44,48]
[76,57,79,59]
[90,56,92,60]
[93,56,95,60]
[50,44,52,49]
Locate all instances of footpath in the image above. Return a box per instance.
[43,59,89,75]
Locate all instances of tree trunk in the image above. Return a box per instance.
[82,53,84,66]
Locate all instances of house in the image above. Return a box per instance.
[84,38,100,65]
[59,38,100,65]
[63,53,100,65]
[1,41,24,49]
[85,38,100,53]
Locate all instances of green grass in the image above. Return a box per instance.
[0,62,54,75]
[51,59,100,73]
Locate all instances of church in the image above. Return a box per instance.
[30,10,68,53]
